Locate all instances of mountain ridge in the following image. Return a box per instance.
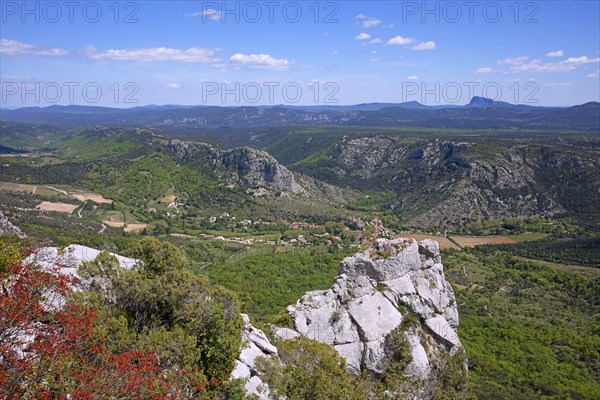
[3,98,596,132]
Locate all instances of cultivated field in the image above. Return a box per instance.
[399,233,519,250]
[37,201,78,214]
[124,223,148,233]
[399,234,460,250]
[71,192,113,204]
[451,235,513,248]
[0,181,37,194]
[102,221,147,233]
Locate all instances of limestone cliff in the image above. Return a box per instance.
[25,244,139,293]
[0,210,26,238]
[275,238,463,396]
[168,139,304,193]
[219,147,304,193]
[232,314,276,399]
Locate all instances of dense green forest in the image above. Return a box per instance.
[206,247,354,318]
[444,246,600,399]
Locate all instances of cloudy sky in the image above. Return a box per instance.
[1,1,599,107]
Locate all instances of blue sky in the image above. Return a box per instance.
[1,1,599,107]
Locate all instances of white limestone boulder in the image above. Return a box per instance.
[281,238,463,387]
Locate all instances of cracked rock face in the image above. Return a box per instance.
[25,245,139,292]
[168,140,305,193]
[282,238,462,388]
[232,314,276,400]
[0,210,26,238]
[220,147,305,194]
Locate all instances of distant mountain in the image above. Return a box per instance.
[1,100,597,132]
[9,104,130,115]
[277,101,430,112]
[465,96,543,110]
[132,104,206,110]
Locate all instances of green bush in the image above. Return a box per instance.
[78,237,243,390]
[256,337,369,400]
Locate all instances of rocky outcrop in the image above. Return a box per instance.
[314,135,585,226]
[168,139,304,193]
[232,314,277,399]
[276,238,462,395]
[220,147,304,193]
[0,210,26,238]
[20,240,462,399]
[25,245,139,292]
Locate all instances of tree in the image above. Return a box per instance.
[256,337,369,400]
[78,237,243,391]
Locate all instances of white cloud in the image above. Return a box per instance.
[362,17,381,28]
[355,13,385,28]
[585,70,599,78]
[412,41,436,51]
[85,45,219,63]
[229,53,291,71]
[369,38,383,44]
[496,54,599,72]
[166,83,181,89]
[331,50,338,55]
[370,58,380,62]
[510,56,600,73]
[386,36,416,46]
[475,67,496,74]
[406,75,419,80]
[355,33,371,40]
[510,59,569,72]
[0,39,69,57]
[186,10,222,21]
[562,56,600,65]
[497,56,529,65]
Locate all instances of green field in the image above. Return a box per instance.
[508,232,549,243]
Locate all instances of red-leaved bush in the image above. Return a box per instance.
[0,262,196,399]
